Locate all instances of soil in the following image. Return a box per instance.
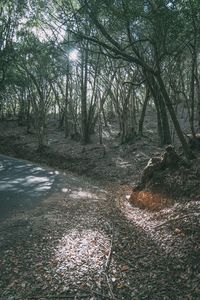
[0,119,200,299]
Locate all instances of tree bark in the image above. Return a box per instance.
[146,73,171,145]
[156,73,194,159]
[64,67,70,138]
[81,43,90,144]
[138,87,150,135]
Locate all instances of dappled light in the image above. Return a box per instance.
[69,189,100,200]
[0,155,61,220]
[62,187,70,193]
[1,0,200,298]
[129,190,171,211]
[115,157,132,169]
[0,160,55,194]
[49,170,60,175]
[117,185,200,260]
[0,175,52,193]
[69,49,79,62]
[1,156,200,298]
[53,229,111,280]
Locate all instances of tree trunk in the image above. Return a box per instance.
[81,44,90,144]
[147,73,171,145]
[26,94,31,134]
[138,87,150,135]
[156,73,194,159]
[159,92,172,145]
[189,46,196,138]
[196,74,200,131]
[120,84,135,143]
[64,63,70,138]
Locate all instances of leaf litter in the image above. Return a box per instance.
[0,121,200,299]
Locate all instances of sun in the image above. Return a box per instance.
[69,49,79,61]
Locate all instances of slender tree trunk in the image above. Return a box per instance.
[64,62,70,138]
[147,73,171,145]
[138,87,150,135]
[37,98,46,150]
[159,92,172,145]
[156,73,194,159]
[154,95,164,145]
[18,90,25,126]
[102,106,108,127]
[195,74,200,131]
[189,0,198,136]
[120,84,135,143]
[26,94,31,134]
[81,43,90,144]
[190,46,196,138]
[98,109,103,145]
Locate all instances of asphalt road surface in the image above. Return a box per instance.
[0,155,62,221]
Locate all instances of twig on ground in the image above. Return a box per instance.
[79,288,115,300]
[93,291,116,299]
[155,213,200,229]
[105,274,116,300]
[105,225,114,272]
[28,295,90,299]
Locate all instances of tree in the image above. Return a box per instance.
[1,0,200,159]
[15,33,64,149]
[65,0,194,158]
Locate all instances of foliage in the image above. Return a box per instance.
[0,0,200,155]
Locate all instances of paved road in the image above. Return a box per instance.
[0,155,62,221]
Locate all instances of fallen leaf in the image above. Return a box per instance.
[117,283,125,289]
[175,228,183,235]
[121,265,129,272]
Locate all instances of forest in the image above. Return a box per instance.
[0,0,200,299]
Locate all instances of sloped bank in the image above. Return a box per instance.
[129,145,200,211]
[0,135,96,175]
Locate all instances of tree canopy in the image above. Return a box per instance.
[1,0,200,157]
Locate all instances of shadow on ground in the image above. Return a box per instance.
[0,155,62,220]
[0,172,199,299]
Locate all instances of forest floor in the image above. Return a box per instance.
[0,119,200,299]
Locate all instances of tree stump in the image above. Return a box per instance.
[129,145,183,210]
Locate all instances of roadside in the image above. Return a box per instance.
[0,119,159,183]
[1,161,200,299]
[0,121,200,299]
